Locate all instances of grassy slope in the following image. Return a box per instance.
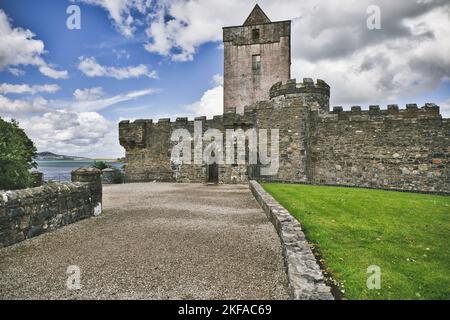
[262,183,450,300]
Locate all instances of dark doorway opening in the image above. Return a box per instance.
[208,163,219,184]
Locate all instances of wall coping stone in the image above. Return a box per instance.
[249,180,334,300]
[72,167,102,174]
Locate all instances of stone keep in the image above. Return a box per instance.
[223,4,291,114]
[119,5,449,194]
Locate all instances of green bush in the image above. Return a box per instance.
[92,160,111,170]
[0,118,37,190]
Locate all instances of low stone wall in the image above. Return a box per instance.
[249,180,334,300]
[0,168,102,248]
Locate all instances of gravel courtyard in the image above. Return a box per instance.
[0,183,289,299]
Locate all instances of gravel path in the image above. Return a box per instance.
[0,183,289,299]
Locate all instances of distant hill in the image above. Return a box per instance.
[36,152,90,161]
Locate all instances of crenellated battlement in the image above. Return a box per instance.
[119,101,443,152]
[269,78,330,99]
[325,103,441,120]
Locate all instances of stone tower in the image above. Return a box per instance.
[223,4,291,114]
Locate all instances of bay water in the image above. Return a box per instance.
[36,160,124,182]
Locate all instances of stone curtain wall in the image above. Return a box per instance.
[119,97,311,184]
[119,78,449,193]
[119,78,330,184]
[120,117,224,183]
[120,115,256,184]
[310,105,450,193]
[0,168,102,248]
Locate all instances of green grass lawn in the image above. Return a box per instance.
[262,183,450,300]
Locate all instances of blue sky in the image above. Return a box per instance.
[0,0,449,158]
[0,0,223,121]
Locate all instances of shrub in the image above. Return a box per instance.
[92,160,111,170]
[0,118,37,190]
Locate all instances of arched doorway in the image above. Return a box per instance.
[207,163,219,184]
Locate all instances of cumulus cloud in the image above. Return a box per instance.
[20,110,119,157]
[75,0,450,107]
[185,75,223,118]
[0,94,49,116]
[142,0,450,106]
[74,87,105,101]
[0,83,60,95]
[0,85,160,157]
[0,87,158,157]
[74,0,148,37]
[285,1,450,106]
[0,9,68,79]
[144,0,248,61]
[0,10,44,68]
[78,56,158,79]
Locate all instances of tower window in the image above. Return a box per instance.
[252,54,261,71]
[252,28,260,41]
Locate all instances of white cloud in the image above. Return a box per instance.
[113,49,131,60]
[0,9,68,79]
[142,0,450,107]
[185,85,223,118]
[8,67,25,76]
[38,65,69,79]
[289,2,450,106]
[78,56,157,79]
[439,99,450,118]
[74,87,105,101]
[0,83,60,95]
[75,0,147,38]
[144,0,247,61]
[0,94,49,116]
[21,110,121,158]
[212,74,223,86]
[70,87,160,112]
[72,0,450,109]
[0,10,44,68]
[1,84,160,157]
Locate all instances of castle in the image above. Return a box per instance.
[119,5,449,193]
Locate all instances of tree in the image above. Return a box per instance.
[0,118,37,190]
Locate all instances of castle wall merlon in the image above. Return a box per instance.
[119,120,147,150]
[269,78,331,99]
[328,103,442,120]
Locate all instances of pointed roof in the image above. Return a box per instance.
[243,4,271,26]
